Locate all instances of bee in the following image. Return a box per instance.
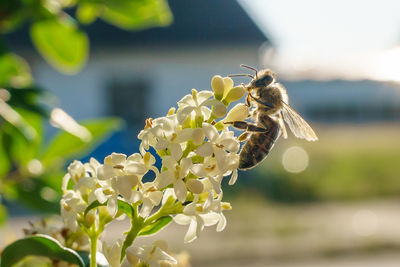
[226,64,318,170]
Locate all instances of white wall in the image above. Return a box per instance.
[32,45,261,122]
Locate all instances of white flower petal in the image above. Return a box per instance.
[153,247,177,264]
[195,142,213,157]
[186,179,204,194]
[175,128,193,143]
[183,198,197,215]
[220,138,239,152]
[149,191,163,206]
[140,198,154,218]
[192,128,205,146]
[177,106,195,124]
[229,169,238,185]
[125,162,147,175]
[208,176,222,194]
[170,143,183,161]
[200,212,220,226]
[214,148,228,172]
[111,152,126,165]
[223,103,250,122]
[107,197,118,217]
[62,173,71,191]
[184,219,198,243]
[155,171,174,189]
[127,245,146,258]
[197,90,213,103]
[173,214,191,225]
[155,139,169,150]
[97,164,115,180]
[223,77,234,92]
[94,188,108,204]
[161,156,176,170]
[130,190,142,203]
[195,215,205,238]
[201,123,219,142]
[180,158,192,177]
[174,179,187,203]
[162,188,176,205]
[178,94,195,107]
[190,164,207,177]
[216,213,227,232]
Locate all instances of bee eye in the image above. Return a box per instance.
[261,75,273,85]
[255,75,273,86]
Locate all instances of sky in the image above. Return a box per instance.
[238,0,400,81]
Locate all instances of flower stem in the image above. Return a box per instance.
[90,234,99,267]
[121,212,144,260]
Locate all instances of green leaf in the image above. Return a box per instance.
[0,235,85,267]
[99,0,173,30]
[30,16,89,74]
[14,177,60,213]
[139,216,172,236]
[6,87,48,118]
[0,131,11,178]
[76,3,98,24]
[0,53,32,88]
[0,203,8,226]
[40,117,123,167]
[84,199,134,219]
[1,108,43,166]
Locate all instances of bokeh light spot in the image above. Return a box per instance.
[281,146,309,173]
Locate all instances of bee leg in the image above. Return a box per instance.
[249,93,274,109]
[238,132,250,142]
[225,121,268,133]
[240,83,252,107]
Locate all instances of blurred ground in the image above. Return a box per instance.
[2,197,400,266]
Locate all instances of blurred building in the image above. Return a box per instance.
[283,80,400,123]
[6,0,268,156]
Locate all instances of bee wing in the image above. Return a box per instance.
[281,101,318,141]
[278,112,288,139]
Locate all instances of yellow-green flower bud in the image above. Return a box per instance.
[223,77,234,95]
[211,75,225,100]
[212,104,227,118]
[223,103,250,122]
[223,86,245,104]
[187,179,204,194]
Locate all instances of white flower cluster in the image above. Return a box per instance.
[60,75,249,266]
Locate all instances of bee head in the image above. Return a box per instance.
[252,69,276,88]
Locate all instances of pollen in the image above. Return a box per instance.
[144,118,153,129]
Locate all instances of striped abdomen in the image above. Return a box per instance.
[238,115,281,170]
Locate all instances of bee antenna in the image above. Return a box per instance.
[240,64,258,74]
[229,74,254,79]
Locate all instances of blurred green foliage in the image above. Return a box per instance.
[0,0,173,222]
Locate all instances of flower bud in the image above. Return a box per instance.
[187,179,204,194]
[212,104,227,118]
[192,128,205,146]
[223,103,250,122]
[223,86,245,104]
[223,77,233,94]
[211,75,224,100]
